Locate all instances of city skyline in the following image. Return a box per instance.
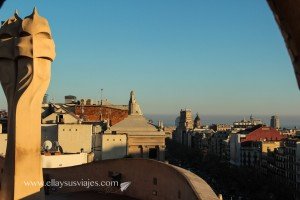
[1,2,300,200]
[1,0,300,116]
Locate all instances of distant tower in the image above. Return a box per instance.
[128,91,142,115]
[179,109,193,130]
[194,113,201,129]
[270,114,280,129]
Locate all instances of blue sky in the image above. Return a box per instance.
[0,0,299,116]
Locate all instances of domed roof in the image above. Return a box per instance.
[194,113,200,122]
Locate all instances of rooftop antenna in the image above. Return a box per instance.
[100,89,103,105]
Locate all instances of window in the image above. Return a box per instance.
[149,148,158,159]
[153,177,157,185]
[178,190,181,199]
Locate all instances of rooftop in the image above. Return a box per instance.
[107,115,164,135]
[242,127,283,142]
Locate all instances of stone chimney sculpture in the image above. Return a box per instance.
[0,8,55,200]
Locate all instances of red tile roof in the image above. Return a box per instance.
[74,105,128,125]
[242,127,283,142]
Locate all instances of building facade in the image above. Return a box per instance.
[58,124,93,153]
[210,124,231,132]
[95,134,127,160]
[209,131,230,159]
[173,109,193,145]
[270,114,280,129]
[232,115,263,132]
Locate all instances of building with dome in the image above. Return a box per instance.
[104,91,166,161]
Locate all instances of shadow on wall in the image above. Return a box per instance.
[99,145,162,161]
[98,145,127,160]
[99,145,146,159]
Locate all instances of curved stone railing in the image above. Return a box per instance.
[0,157,219,199]
[44,159,218,200]
[267,0,300,88]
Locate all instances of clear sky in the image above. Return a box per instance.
[0,0,299,116]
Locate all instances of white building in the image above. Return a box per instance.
[229,133,246,166]
[42,153,88,168]
[42,106,80,124]
[232,115,263,132]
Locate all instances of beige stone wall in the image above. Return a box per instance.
[0,134,7,157]
[58,124,93,153]
[42,153,87,168]
[100,134,127,160]
[43,159,219,200]
[42,113,78,124]
[128,146,142,157]
[128,145,165,160]
[262,141,280,153]
[128,136,165,160]
[0,153,87,169]
[128,136,165,146]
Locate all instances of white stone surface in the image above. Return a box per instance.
[42,153,87,168]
